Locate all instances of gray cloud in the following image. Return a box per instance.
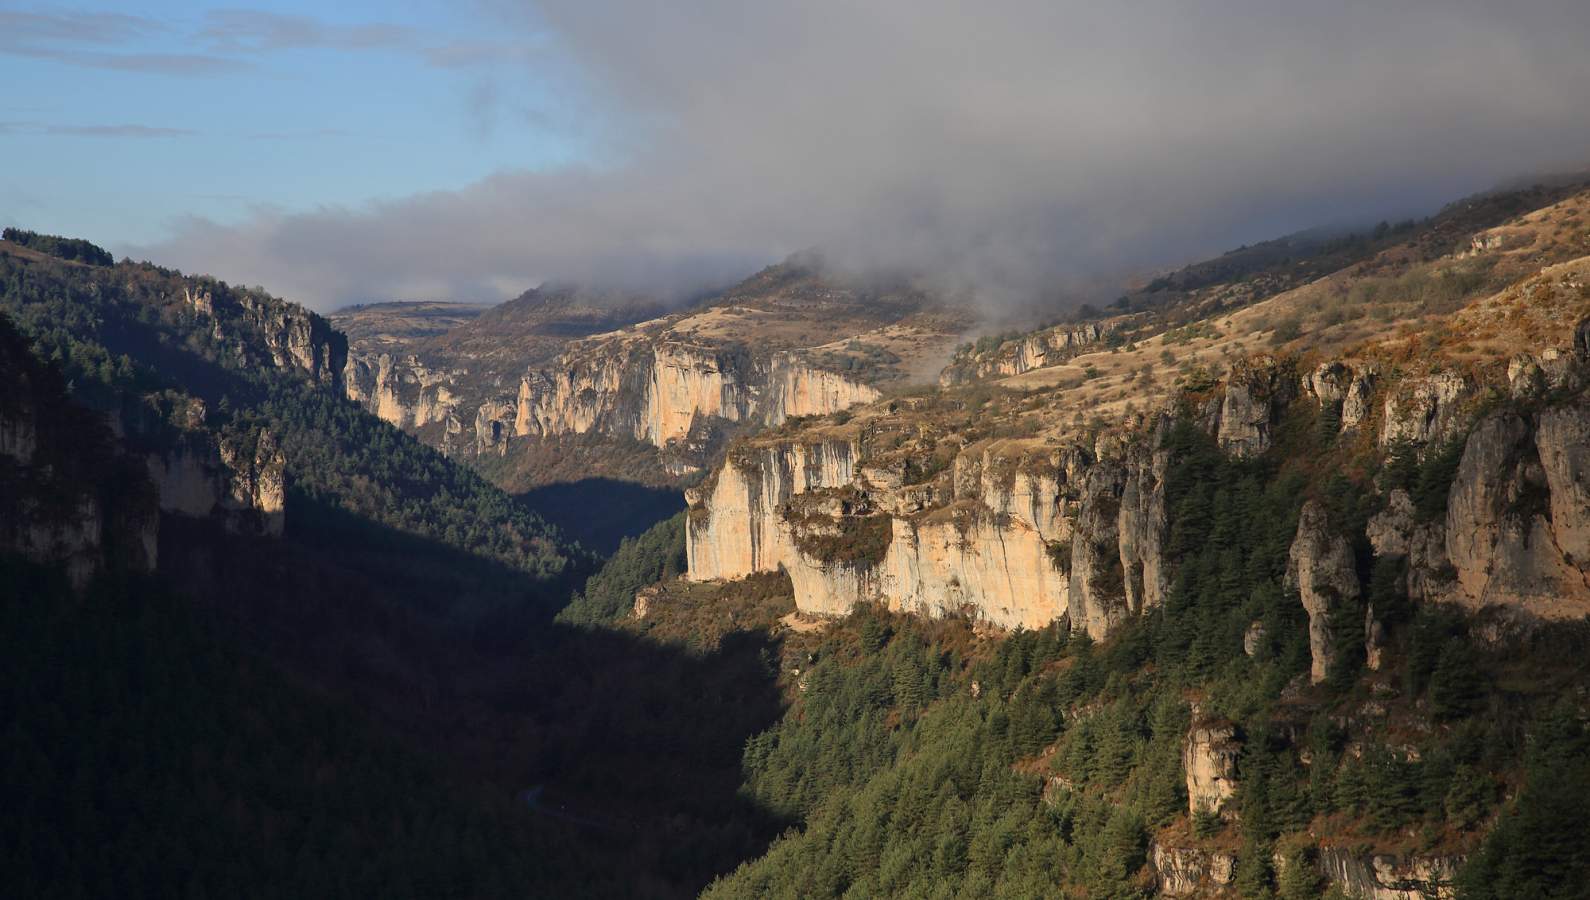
[1,121,196,138]
[0,9,241,74]
[198,9,411,53]
[0,10,161,45]
[50,123,196,138]
[143,0,1590,311]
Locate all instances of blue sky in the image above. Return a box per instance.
[5,2,1590,312]
[0,2,588,249]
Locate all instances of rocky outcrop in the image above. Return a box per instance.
[1152,843,1237,897]
[1215,357,1293,457]
[343,353,462,431]
[1441,410,1589,616]
[939,322,1112,385]
[687,428,1169,633]
[1184,722,1240,816]
[1317,849,1461,900]
[1366,490,1454,604]
[342,280,914,466]
[686,439,859,580]
[191,281,346,391]
[1,328,160,588]
[1302,360,1378,433]
[1536,402,1590,572]
[146,428,286,537]
[766,353,881,422]
[1287,501,1362,683]
[1379,372,1470,449]
[510,340,880,467]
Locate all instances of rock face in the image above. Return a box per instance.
[1287,501,1362,684]
[338,266,966,466]
[1302,360,1378,433]
[1361,402,1590,621]
[343,353,460,431]
[0,325,160,589]
[189,282,347,391]
[350,332,886,469]
[1379,372,1470,448]
[514,341,881,456]
[1317,849,1461,900]
[146,429,286,537]
[1440,410,1590,616]
[1215,356,1293,457]
[939,322,1112,385]
[1152,843,1237,897]
[686,428,1169,632]
[1184,722,1240,816]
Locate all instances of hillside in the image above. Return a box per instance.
[669,180,1590,897]
[0,238,797,897]
[330,299,491,352]
[941,181,1589,385]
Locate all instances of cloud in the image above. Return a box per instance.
[143,0,1590,312]
[1,121,196,138]
[1,8,522,79]
[0,9,241,74]
[242,127,351,140]
[47,123,196,138]
[197,9,411,53]
[0,10,160,45]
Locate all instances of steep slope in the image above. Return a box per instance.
[330,299,490,353]
[0,236,800,898]
[941,180,1590,385]
[0,354,780,899]
[0,236,577,584]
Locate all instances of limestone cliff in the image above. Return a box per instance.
[186,282,347,391]
[0,320,159,588]
[1286,501,1363,684]
[686,419,1169,632]
[338,263,970,471]
[1316,848,1461,900]
[939,322,1114,385]
[1151,843,1236,897]
[1184,722,1240,816]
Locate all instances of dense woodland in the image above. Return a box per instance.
[0,244,579,587]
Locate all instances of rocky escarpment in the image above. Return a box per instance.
[506,339,881,470]
[1361,400,1590,621]
[939,322,1113,386]
[184,284,347,390]
[0,320,159,588]
[689,297,1590,638]
[339,265,964,468]
[1286,501,1362,684]
[1184,721,1241,816]
[1151,843,1236,897]
[343,352,462,432]
[147,427,286,537]
[686,421,1170,632]
[1147,844,1460,899]
[347,330,896,468]
[1209,355,1297,458]
[1316,848,1462,900]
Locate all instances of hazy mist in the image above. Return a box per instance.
[138,0,1590,312]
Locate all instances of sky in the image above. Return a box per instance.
[5,1,1590,312]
